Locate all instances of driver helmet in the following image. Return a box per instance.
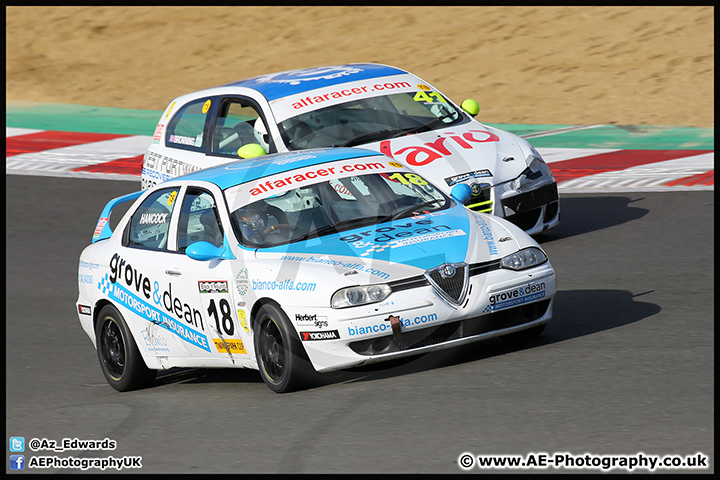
[253,118,270,151]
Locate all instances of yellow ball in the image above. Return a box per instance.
[237,143,266,159]
[461,99,480,116]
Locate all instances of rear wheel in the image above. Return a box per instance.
[254,303,314,393]
[95,304,156,391]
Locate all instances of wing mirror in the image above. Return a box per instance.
[185,239,236,261]
[450,183,472,204]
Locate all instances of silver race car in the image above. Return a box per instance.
[142,64,559,235]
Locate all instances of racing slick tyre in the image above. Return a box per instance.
[254,303,315,393]
[95,304,156,392]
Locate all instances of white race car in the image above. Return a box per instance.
[81,148,556,393]
[142,64,559,235]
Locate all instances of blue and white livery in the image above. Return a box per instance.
[82,148,556,393]
[142,63,560,236]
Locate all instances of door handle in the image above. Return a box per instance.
[165,270,182,277]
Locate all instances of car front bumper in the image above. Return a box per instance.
[463,181,560,236]
[501,182,560,235]
[293,263,556,372]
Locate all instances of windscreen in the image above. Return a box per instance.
[277,91,464,150]
[228,171,451,248]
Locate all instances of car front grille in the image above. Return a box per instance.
[425,263,468,305]
[349,299,551,356]
[502,182,559,231]
[506,207,544,231]
[387,260,501,294]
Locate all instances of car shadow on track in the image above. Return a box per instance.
[534,195,649,243]
[153,367,264,387]
[318,288,661,388]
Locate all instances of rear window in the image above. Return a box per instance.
[166,98,213,152]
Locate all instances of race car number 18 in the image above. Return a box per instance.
[385,172,428,186]
[207,298,235,336]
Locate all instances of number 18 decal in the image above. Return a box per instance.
[383,172,429,186]
[208,298,234,336]
[198,280,247,354]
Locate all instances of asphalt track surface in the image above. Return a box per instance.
[5,175,714,474]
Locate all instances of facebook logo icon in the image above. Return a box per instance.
[9,454,25,470]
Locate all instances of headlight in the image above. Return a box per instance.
[501,247,547,270]
[331,284,392,309]
[511,155,554,191]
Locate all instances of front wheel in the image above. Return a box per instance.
[253,303,314,393]
[95,304,156,391]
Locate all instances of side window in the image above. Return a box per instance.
[212,99,269,155]
[125,188,179,250]
[177,188,224,251]
[166,98,213,152]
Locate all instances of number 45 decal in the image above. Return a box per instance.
[413,91,446,103]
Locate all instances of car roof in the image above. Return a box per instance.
[215,63,408,101]
[175,147,383,190]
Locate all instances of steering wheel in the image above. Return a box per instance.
[263,224,296,235]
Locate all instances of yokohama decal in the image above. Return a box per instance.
[300,330,340,341]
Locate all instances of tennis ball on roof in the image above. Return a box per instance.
[237,143,267,159]
[461,99,480,116]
